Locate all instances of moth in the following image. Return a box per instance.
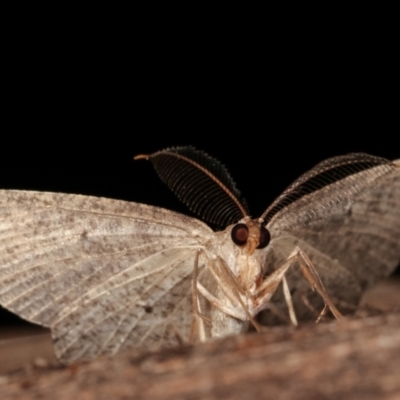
[0,147,399,364]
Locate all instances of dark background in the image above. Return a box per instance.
[1,32,399,328]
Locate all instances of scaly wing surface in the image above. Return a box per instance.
[263,155,400,320]
[0,190,213,363]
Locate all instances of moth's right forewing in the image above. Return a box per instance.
[0,190,213,362]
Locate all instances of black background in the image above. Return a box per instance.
[1,33,399,328]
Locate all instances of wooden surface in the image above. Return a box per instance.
[1,277,400,400]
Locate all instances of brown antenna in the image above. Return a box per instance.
[135,147,249,228]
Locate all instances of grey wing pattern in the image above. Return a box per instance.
[263,157,400,320]
[0,190,213,363]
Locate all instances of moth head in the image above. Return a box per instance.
[230,218,270,255]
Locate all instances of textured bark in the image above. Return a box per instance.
[1,278,400,400]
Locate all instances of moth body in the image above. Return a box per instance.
[0,148,399,363]
[195,218,284,338]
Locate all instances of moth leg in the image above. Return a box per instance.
[260,301,292,324]
[256,247,342,324]
[197,256,263,332]
[254,257,297,325]
[189,250,209,343]
[300,293,321,317]
[282,276,298,326]
[288,247,343,321]
[196,281,245,321]
[299,294,333,322]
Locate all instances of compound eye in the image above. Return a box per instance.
[231,223,249,246]
[256,226,271,249]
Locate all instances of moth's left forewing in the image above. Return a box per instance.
[0,190,214,363]
[346,159,400,285]
[262,156,400,321]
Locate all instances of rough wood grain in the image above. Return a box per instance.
[1,281,400,400]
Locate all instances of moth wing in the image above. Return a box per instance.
[264,158,400,320]
[0,190,213,363]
